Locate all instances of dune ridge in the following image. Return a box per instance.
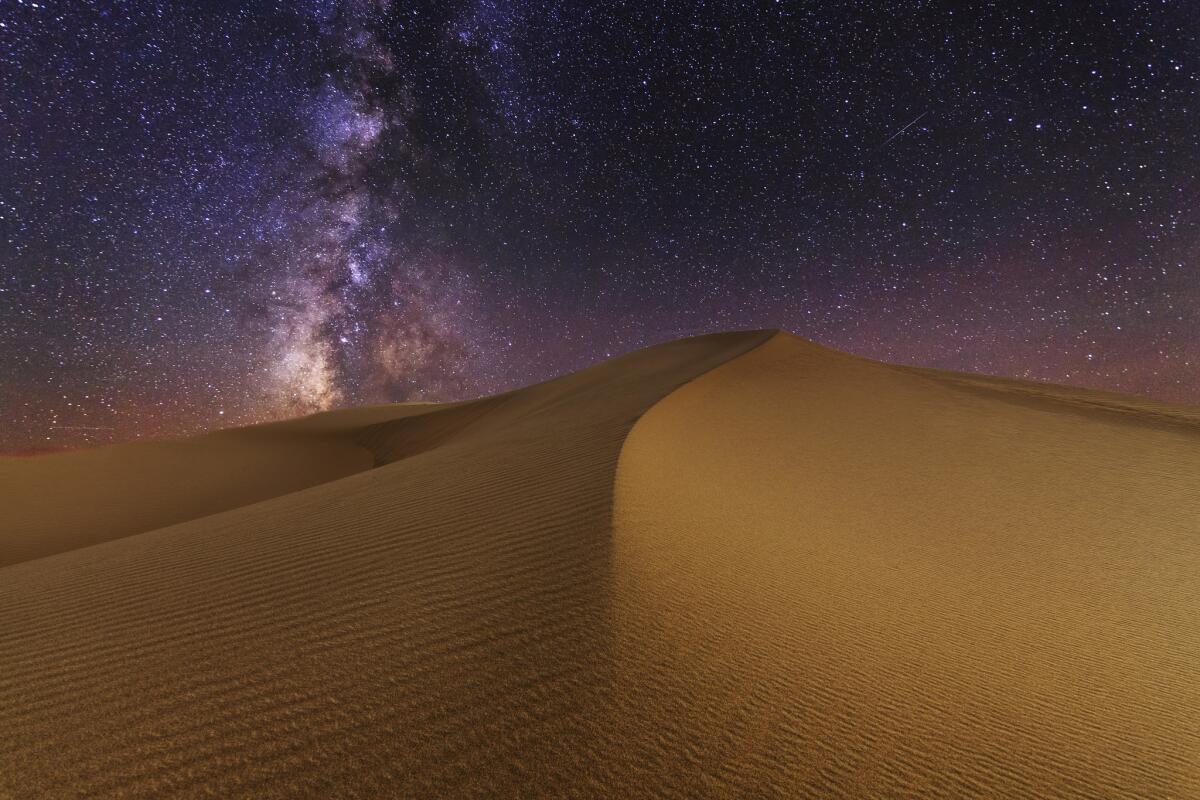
[612,333,1200,797]
[2,330,1199,798]
[0,331,771,798]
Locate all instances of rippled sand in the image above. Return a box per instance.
[2,330,1197,797]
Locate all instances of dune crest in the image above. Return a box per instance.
[2,330,1199,798]
[612,332,1200,797]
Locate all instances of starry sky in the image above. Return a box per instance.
[2,0,1198,452]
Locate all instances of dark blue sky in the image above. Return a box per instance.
[2,0,1198,450]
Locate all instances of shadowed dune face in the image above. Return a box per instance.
[1,330,1199,798]
[0,404,446,568]
[0,398,536,569]
[0,434,376,568]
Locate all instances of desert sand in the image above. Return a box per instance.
[1,330,1198,798]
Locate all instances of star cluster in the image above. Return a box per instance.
[2,0,1198,451]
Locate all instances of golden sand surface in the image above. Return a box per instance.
[613,333,1200,797]
[2,330,1197,797]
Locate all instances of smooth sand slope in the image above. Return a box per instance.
[0,403,448,567]
[2,330,1199,798]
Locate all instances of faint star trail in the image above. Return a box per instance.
[875,110,929,152]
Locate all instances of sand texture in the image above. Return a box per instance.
[2,330,1198,797]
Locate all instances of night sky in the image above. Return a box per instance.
[2,1,1198,452]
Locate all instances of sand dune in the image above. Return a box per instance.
[2,330,1198,797]
[0,403,447,567]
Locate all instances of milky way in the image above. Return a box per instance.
[257,1,486,415]
[2,1,1198,451]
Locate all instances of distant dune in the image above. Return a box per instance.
[2,331,1198,798]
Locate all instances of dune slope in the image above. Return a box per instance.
[2,330,1199,798]
[613,333,1200,797]
[0,403,450,567]
[0,331,770,798]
